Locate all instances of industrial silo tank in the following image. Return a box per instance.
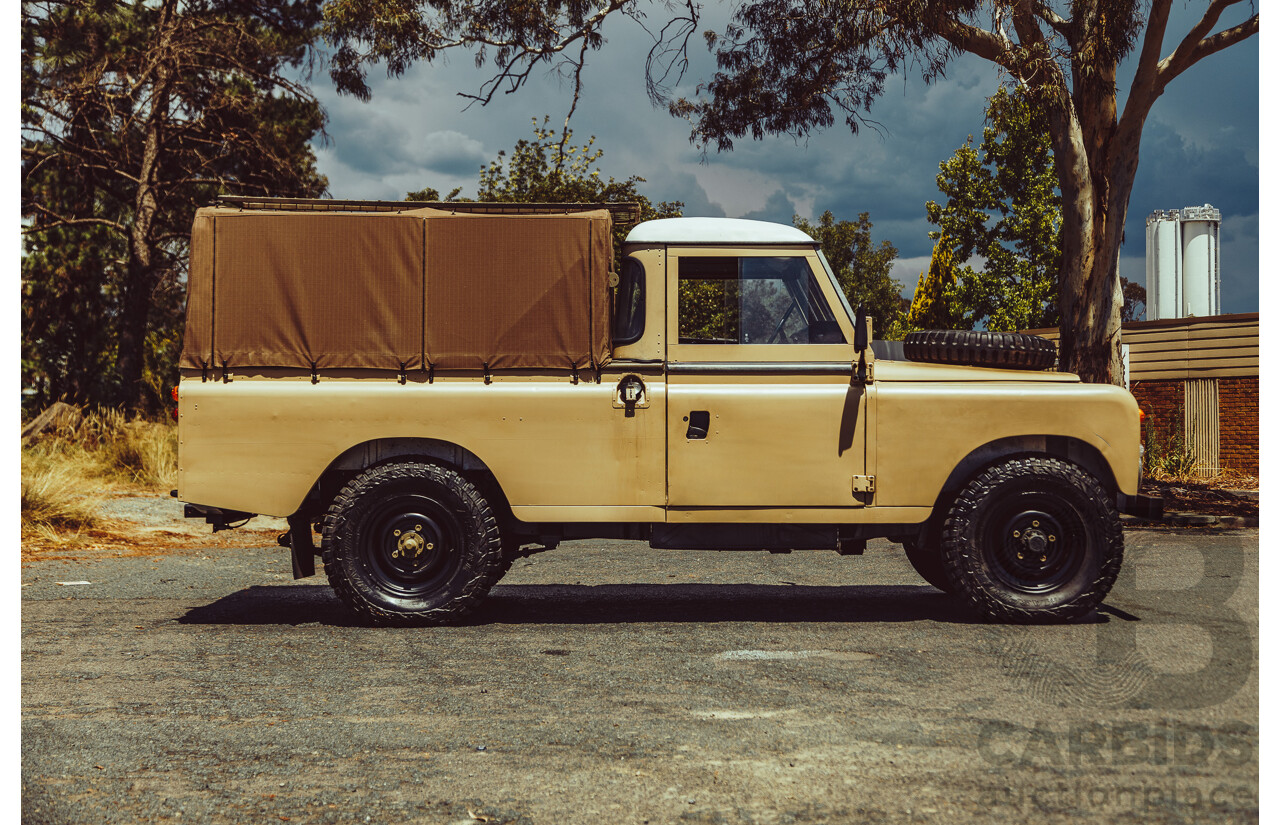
[1144,204,1221,320]
[1180,208,1220,317]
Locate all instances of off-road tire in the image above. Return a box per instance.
[902,539,956,594]
[940,456,1123,623]
[903,330,1057,371]
[321,461,504,626]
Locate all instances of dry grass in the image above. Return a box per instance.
[21,408,177,537]
[21,446,104,533]
[84,410,178,488]
[1163,466,1259,490]
[1143,449,1256,487]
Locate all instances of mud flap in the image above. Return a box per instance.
[287,514,316,579]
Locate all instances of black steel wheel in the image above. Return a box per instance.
[321,461,503,625]
[902,538,956,594]
[940,456,1123,623]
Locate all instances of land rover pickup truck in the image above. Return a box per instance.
[176,198,1159,625]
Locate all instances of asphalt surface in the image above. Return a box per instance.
[22,526,1257,824]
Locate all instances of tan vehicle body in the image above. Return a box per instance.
[178,236,1140,525]
[176,202,1151,624]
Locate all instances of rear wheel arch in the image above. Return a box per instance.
[299,437,509,522]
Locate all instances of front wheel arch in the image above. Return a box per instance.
[927,436,1118,527]
[904,437,1119,593]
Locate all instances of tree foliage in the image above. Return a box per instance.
[926,86,1060,333]
[408,117,683,270]
[907,237,961,332]
[793,211,904,339]
[1121,277,1147,323]
[323,0,1257,384]
[22,0,328,412]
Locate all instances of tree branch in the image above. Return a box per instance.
[928,14,1014,68]
[641,0,698,105]
[22,203,127,237]
[557,37,591,170]
[1031,1,1071,40]
[1128,0,1173,104]
[1156,7,1258,91]
[1010,0,1067,89]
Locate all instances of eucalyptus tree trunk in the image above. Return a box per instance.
[1035,0,1256,386]
[1045,78,1131,386]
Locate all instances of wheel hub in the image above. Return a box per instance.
[990,507,1077,593]
[358,494,463,599]
[1019,526,1049,556]
[392,525,433,559]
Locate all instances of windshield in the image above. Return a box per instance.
[816,250,857,330]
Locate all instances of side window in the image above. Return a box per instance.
[677,256,845,344]
[612,257,645,346]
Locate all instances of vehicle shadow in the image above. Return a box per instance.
[179,582,1003,626]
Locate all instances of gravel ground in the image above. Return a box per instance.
[97,491,289,534]
[20,509,1258,825]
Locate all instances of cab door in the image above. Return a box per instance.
[665,248,871,512]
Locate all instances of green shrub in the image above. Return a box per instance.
[1144,422,1199,481]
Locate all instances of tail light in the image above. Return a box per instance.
[172,385,179,421]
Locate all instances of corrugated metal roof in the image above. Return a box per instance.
[1022,314,1258,379]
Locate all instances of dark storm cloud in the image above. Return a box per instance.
[741,189,799,224]
[310,6,1257,312]
[1127,119,1257,221]
[681,56,999,256]
[640,169,727,217]
[1219,213,1259,314]
[324,94,489,178]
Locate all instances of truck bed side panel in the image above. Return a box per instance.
[178,376,666,518]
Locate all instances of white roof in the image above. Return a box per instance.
[624,217,816,245]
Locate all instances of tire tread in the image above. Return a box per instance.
[903,330,1057,371]
[320,461,504,626]
[940,456,1123,623]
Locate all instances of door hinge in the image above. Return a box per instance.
[851,475,876,493]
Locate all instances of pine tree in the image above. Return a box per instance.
[907,237,959,331]
[22,0,328,412]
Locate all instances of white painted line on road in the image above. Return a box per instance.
[718,650,821,660]
[689,709,792,720]
[54,581,91,586]
[716,649,876,661]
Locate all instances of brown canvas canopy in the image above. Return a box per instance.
[180,206,614,372]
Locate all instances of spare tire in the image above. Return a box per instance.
[903,330,1057,371]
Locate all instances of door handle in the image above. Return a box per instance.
[686,410,710,440]
[614,375,648,416]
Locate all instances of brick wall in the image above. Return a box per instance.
[1130,377,1259,476]
[1131,380,1183,445]
[1219,377,1259,475]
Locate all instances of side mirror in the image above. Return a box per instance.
[854,305,868,352]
